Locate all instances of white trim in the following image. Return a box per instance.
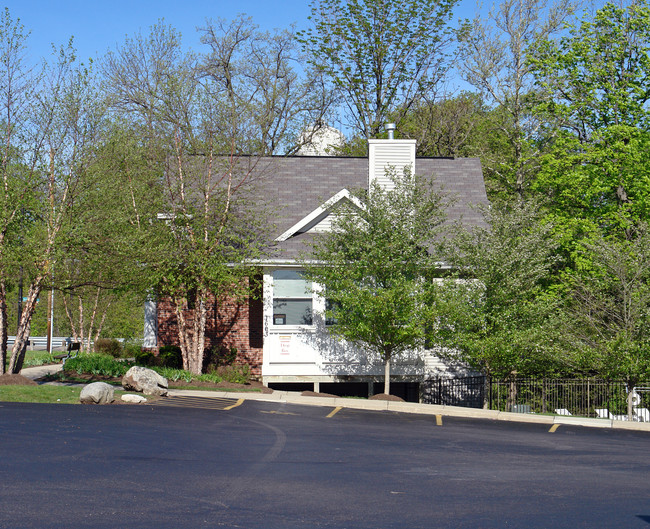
[275,189,364,242]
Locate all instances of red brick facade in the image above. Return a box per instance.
[156,278,264,377]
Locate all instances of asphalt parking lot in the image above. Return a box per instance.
[1,399,649,528]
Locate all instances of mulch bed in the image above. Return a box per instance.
[0,374,38,386]
[369,393,405,402]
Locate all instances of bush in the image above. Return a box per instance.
[123,340,144,358]
[203,345,238,372]
[134,350,155,367]
[216,364,250,385]
[152,366,193,382]
[197,372,222,384]
[159,345,183,369]
[64,353,129,378]
[94,338,123,358]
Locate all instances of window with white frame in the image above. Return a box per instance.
[272,270,313,326]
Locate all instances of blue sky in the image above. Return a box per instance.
[3,0,315,63]
[3,0,479,65]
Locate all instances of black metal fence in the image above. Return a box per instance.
[422,376,649,418]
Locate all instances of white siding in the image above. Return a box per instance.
[368,139,416,191]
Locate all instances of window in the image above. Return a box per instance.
[272,270,313,326]
[325,298,340,326]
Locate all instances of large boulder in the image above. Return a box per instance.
[122,366,168,396]
[80,382,115,404]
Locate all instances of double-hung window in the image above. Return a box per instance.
[272,270,313,326]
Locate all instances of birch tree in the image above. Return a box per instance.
[7,43,105,372]
[104,22,276,374]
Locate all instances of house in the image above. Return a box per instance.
[143,136,488,400]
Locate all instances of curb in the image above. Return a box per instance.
[168,387,650,432]
[19,365,650,432]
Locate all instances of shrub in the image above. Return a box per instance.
[123,340,143,358]
[134,350,155,367]
[216,364,250,385]
[94,338,123,358]
[152,366,193,382]
[23,352,57,367]
[64,353,129,378]
[197,372,222,384]
[203,345,238,372]
[159,345,183,369]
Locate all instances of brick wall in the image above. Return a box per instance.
[156,277,264,377]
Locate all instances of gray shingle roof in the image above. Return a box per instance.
[245,155,487,260]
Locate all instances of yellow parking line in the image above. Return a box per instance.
[223,399,244,410]
[436,414,443,426]
[549,424,560,433]
[326,406,342,418]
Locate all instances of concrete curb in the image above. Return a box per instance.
[170,388,650,432]
[18,365,650,432]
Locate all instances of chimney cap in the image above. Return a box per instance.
[386,123,396,140]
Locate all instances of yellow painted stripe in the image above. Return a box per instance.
[326,406,342,418]
[549,424,560,433]
[223,399,244,410]
[436,414,443,426]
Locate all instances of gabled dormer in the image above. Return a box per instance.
[275,189,364,242]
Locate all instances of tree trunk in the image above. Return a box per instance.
[174,289,209,375]
[8,280,43,373]
[62,294,81,345]
[506,371,518,412]
[384,353,391,396]
[0,277,6,375]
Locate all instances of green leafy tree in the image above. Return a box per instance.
[562,227,650,417]
[529,1,650,246]
[2,32,105,373]
[302,169,447,395]
[298,0,458,139]
[437,202,561,393]
[530,1,650,140]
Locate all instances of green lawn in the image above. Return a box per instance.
[4,350,60,371]
[0,385,83,404]
[0,385,150,404]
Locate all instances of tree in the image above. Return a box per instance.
[0,9,33,373]
[0,13,105,373]
[529,1,650,244]
[302,169,447,395]
[52,125,157,351]
[298,0,458,139]
[198,16,334,155]
[562,227,650,417]
[530,1,650,141]
[436,202,561,399]
[103,22,274,374]
[457,0,577,200]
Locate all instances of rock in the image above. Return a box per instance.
[80,382,115,404]
[121,394,148,404]
[122,366,168,396]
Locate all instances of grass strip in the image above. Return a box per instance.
[0,385,154,404]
